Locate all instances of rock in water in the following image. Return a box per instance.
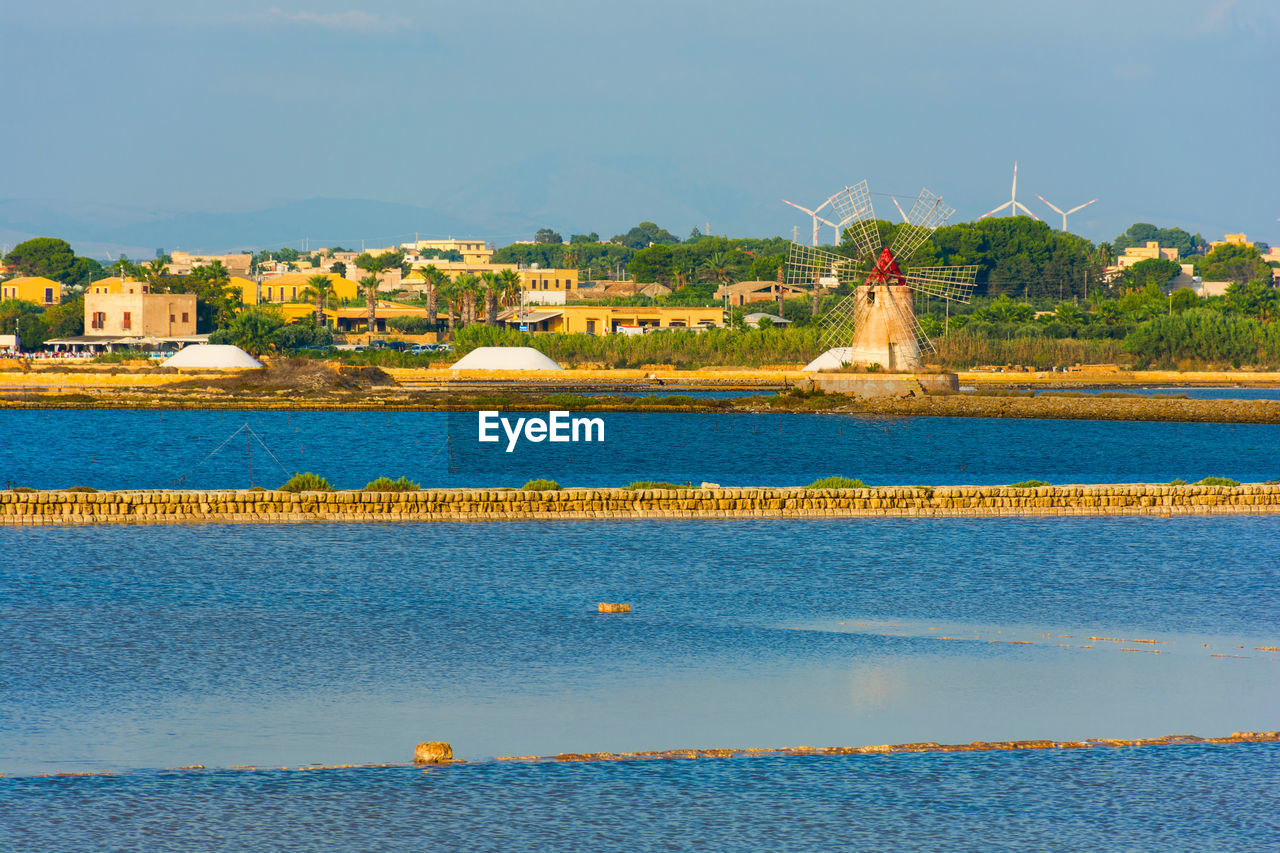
[414,741,453,764]
[598,602,631,614]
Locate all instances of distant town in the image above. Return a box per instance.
[1,218,1278,370]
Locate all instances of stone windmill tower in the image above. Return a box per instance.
[788,181,977,371]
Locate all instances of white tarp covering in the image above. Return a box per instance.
[449,346,563,371]
[802,347,855,371]
[162,344,263,369]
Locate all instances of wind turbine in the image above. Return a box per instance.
[783,196,840,246]
[980,161,1039,220]
[1037,195,1098,232]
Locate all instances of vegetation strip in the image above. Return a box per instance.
[15,731,1276,779]
[5,483,1280,526]
[6,387,1280,425]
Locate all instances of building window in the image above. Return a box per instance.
[91,312,105,330]
[45,288,54,304]
[170,314,175,323]
[291,286,297,299]
[182,312,189,323]
[122,312,132,330]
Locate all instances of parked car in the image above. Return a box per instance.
[409,344,435,355]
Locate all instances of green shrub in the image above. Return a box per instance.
[64,486,98,493]
[522,478,562,491]
[364,476,420,491]
[1008,480,1051,488]
[10,486,37,493]
[280,472,333,492]
[1169,478,1187,486]
[806,476,869,489]
[623,481,692,490]
[1196,476,1240,487]
[543,393,594,408]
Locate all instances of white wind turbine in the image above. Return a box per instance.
[783,196,840,246]
[980,161,1039,220]
[1037,194,1098,232]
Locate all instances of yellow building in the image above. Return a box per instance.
[0,276,62,305]
[402,238,493,265]
[86,277,145,297]
[499,304,725,335]
[520,268,579,293]
[1116,241,1179,269]
[249,272,361,306]
[1210,233,1253,250]
[167,251,252,276]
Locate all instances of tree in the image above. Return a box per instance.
[534,228,563,244]
[0,299,47,349]
[2,237,77,281]
[480,271,502,325]
[355,250,402,335]
[628,244,674,283]
[569,233,599,244]
[1195,243,1271,285]
[330,261,347,278]
[1121,258,1182,292]
[143,257,169,292]
[498,268,522,313]
[359,275,380,334]
[213,307,284,356]
[1112,223,1203,258]
[611,222,680,250]
[419,265,447,328]
[179,261,238,331]
[301,274,335,326]
[43,296,85,337]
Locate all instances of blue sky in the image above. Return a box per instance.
[1,0,1277,250]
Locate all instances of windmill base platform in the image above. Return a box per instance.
[801,372,959,398]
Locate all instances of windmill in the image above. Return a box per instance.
[783,196,840,246]
[787,180,977,371]
[1037,194,1098,232]
[980,161,1039,220]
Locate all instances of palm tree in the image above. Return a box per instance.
[143,257,168,293]
[454,273,480,326]
[480,271,502,325]
[359,275,380,336]
[498,269,522,314]
[301,274,335,326]
[437,277,459,336]
[420,265,447,329]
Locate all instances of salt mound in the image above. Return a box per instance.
[162,344,262,369]
[450,346,563,371]
[802,348,854,371]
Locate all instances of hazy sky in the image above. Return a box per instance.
[2,0,1277,246]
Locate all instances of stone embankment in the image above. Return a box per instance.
[4,483,1280,526]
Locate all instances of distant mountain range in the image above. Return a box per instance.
[0,155,783,260]
[0,197,488,260]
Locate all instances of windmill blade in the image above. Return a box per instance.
[786,243,862,289]
[889,188,955,265]
[883,288,937,355]
[979,201,1013,219]
[1012,201,1041,220]
[1066,199,1098,215]
[1036,195,1065,216]
[902,265,978,303]
[828,180,881,260]
[817,290,867,350]
[815,215,838,229]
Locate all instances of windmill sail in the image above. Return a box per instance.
[888,188,954,265]
[828,181,881,261]
[901,265,978,302]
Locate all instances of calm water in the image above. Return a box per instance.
[3,517,1276,777]
[1031,386,1280,400]
[4,744,1277,852]
[3,409,1280,489]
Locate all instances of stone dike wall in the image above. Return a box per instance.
[4,484,1280,526]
